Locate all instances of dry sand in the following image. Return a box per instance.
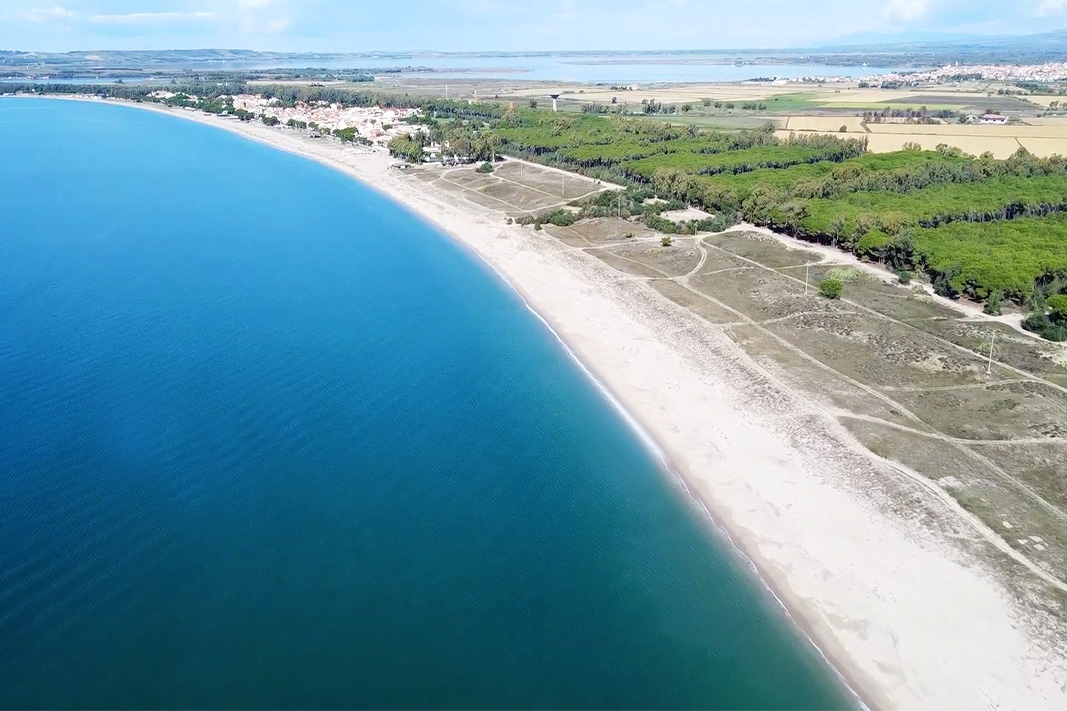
[25,96,1067,710]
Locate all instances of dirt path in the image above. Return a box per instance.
[721,225,1067,399]
[725,223,1052,342]
[563,231,1067,591]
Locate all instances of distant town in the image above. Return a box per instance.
[149,90,422,146]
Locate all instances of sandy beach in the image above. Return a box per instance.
[25,96,1067,709]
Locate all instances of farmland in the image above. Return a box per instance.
[780,121,1067,159]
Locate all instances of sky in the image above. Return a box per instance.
[4,0,1067,53]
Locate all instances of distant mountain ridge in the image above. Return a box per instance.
[816,27,1067,52]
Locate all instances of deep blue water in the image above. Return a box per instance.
[0,99,852,709]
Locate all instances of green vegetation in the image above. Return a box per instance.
[911,216,1067,301]
[465,109,1067,332]
[516,209,578,229]
[21,80,1067,336]
[476,161,494,174]
[818,277,843,299]
[387,132,429,162]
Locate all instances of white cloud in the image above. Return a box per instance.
[263,16,291,32]
[551,0,578,20]
[237,0,291,34]
[20,6,75,22]
[883,0,932,21]
[1038,0,1067,15]
[89,11,216,25]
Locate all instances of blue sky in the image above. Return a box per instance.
[3,0,1067,53]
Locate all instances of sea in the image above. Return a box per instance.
[0,98,854,709]
[1,52,901,85]
[267,54,899,83]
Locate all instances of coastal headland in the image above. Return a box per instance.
[20,94,1067,710]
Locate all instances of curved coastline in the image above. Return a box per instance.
[15,94,868,706]
[12,94,1067,711]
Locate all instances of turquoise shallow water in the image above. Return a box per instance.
[0,99,853,709]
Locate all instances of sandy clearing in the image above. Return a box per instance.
[775,129,1026,158]
[785,116,866,132]
[815,88,993,104]
[865,123,1067,138]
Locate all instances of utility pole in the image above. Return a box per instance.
[986,331,996,374]
[561,172,565,198]
[805,263,810,294]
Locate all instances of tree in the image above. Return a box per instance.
[661,235,673,247]
[818,277,843,299]
[932,264,963,299]
[884,229,915,271]
[1049,293,1067,321]
[781,201,809,237]
[984,289,1004,315]
[261,114,279,126]
[476,161,494,173]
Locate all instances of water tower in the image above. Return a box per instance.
[549,94,560,112]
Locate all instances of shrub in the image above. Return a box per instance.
[839,125,848,132]
[984,290,1004,316]
[825,266,862,283]
[476,161,494,174]
[818,277,843,299]
[1022,311,1067,341]
[661,236,673,247]
[1049,294,1067,321]
[856,229,890,261]
[896,270,913,284]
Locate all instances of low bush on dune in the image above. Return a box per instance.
[819,277,843,299]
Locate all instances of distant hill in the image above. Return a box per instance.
[816,27,1067,53]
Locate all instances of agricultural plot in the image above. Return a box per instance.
[411,160,610,216]
[775,129,1029,158]
[784,116,866,133]
[780,120,1067,158]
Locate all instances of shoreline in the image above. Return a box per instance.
[12,94,1067,710]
